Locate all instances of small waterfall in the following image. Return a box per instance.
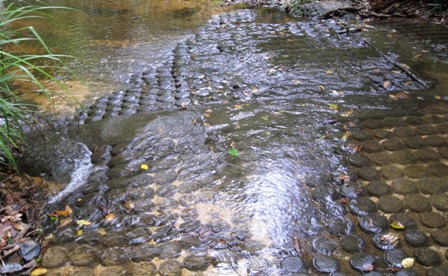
[48,142,93,204]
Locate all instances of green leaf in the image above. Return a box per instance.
[390,221,406,230]
[228,148,239,156]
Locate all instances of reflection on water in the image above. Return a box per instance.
[14,0,224,113]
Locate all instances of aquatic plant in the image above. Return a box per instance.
[0,1,73,171]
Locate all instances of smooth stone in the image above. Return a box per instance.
[382,139,406,151]
[131,244,160,262]
[414,125,438,135]
[402,137,427,149]
[361,141,384,153]
[183,255,212,271]
[384,249,407,266]
[348,197,378,216]
[363,119,382,129]
[414,247,441,266]
[69,245,98,266]
[404,194,432,212]
[377,195,405,213]
[349,153,372,167]
[404,164,430,178]
[312,255,338,273]
[432,194,448,211]
[420,212,447,228]
[357,167,381,181]
[415,149,440,162]
[372,232,398,251]
[405,229,429,247]
[391,179,419,195]
[340,182,366,199]
[390,213,417,228]
[426,266,448,276]
[393,127,416,137]
[372,129,393,139]
[41,246,68,268]
[431,228,448,246]
[418,177,448,195]
[99,266,129,276]
[340,235,365,254]
[427,163,448,177]
[328,217,353,237]
[350,253,376,272]
[129,262,157,276]
[383,117,404,127]
[395,269,418,276]
[175,98,191,107]
[100,247,130,266]
[381,165,404,179]
[312,237,337,255]
[366,181,390,197]
[351,131,372,141]
[281,256,305,273]
[158,260,183,276]
[359,214,389,233]
[425,136,446,147]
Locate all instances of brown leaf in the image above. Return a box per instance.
[54,205,72,217]
[383,80,391,89]
[105,213,115,221]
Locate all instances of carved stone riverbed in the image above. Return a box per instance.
[21,8,448,276]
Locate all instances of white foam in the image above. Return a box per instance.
[48,142,93,204]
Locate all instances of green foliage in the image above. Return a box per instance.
[228,148,239,156]
[280,0,311,16]
[0,1,74,171]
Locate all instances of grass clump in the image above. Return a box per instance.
[0,1,74,171]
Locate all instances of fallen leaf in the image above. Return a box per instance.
[54,205,72,217]
[383,80,391,89]
[319,85,325,90]
[97,228,107,236]
[326,70,334,74]
[380,232,399,244]
[77,229,83,236]
[228,148,239,156]
[435,95,441,100]
[400,63,410,70]
[204,113,210,118]
[404,80,413,86]
[414,54,422,59]
[316,135,327,141]
[341,131,351,141]
[76,220,92,226]
[140,164,149,170]
[58,218,73,229]
[341,110,353,117]
[31,268,48,276]
[261,116,268,120]
[401,258,415,269]
[329,103,338,110]
[331,90,344,96]
[293,80,302,84]
[203,122,211,127]
[390,221,405,230]
[105,213,115,221]
[234,104,243,109]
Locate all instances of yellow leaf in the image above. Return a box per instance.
[105,213,115,221]
[140,164,149,170]
[326,70,334,74]
[234,104,243,109]
[97,228,107,236]
[401,258,415,268]
[341,110,353,117]
[383,80,391,89]
[341,131,351,141]
[261,116,268,120]
[316,135,327,141]
[31,268,48,276]
[77,229,83,236]
[54,205,72,217]
[390,221,406,230]
[435,95,441,100]
[58,218,73,229]
[329,103,338,110]
[319,85,325,90]
[204,113,210,118]
[76,220,92,226]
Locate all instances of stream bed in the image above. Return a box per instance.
[17,2,448,276]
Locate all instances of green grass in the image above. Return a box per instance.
[0,1,75,171]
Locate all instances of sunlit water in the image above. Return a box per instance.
[14,0,226,113]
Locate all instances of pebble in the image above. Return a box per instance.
[359,213,389,233]
[350,253,376,272]
[405,229,429,247]
[312,237,337,255]
[41,246,68,268]
[384,249,407,266]
[158,260,183,275]
[281,256,305,273]
[390,213,417,228]
[382,139,406,151]
[372,232,398,250]
[183,255,212,271]
[414,247,441,266]
[69,245,98,266]
[366,181,390,197]
[418,177,447,195]
[430,228,448,246]
[404,194,432,212]
[426,266,448,276]
[312,255,338,273]
[348,197,378,216]
[377,195,405,213]
[357,167,381,181]
[348,153,372,167]
[391,179,419,195]
[431,194,448,211]
[340,235,365,253]
[420,212,447,228]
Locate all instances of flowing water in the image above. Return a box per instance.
[16,1,448,275]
